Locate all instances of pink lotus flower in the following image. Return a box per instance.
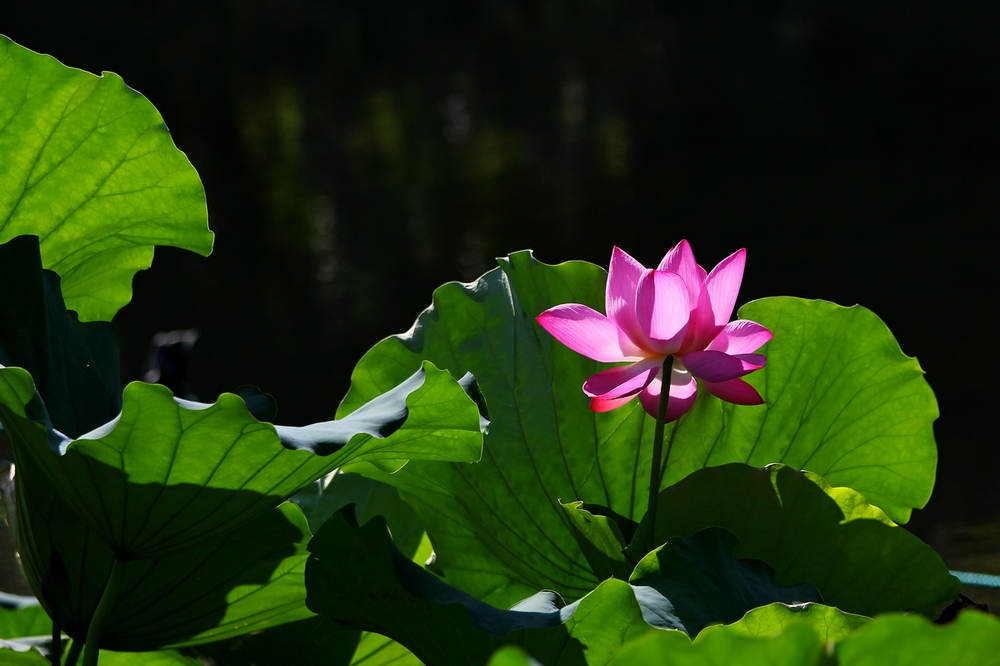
[536,241,771,422]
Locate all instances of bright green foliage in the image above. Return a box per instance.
[625,464,958,616]
[340,252,939,606]
[0,595,51,645]
[346,633,422,666]
[705,298,938,524]
[598,610,1000,666]
[725,602,870,642]
[0,34,984,666]
[0,37,213,322]
[608,622,825,666]
[833,612,1000,665]
[95,650,203,665]
[486,646,546,666]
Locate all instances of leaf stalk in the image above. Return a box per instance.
[82,557,128,666]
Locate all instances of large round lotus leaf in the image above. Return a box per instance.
[0,37,213,321]
[340,251,938,606]
[0,361,482,559]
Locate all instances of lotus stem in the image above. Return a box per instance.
[50,611,61,664]
[646,355,674,554]
[82,557,128,666]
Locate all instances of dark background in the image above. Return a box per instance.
[3,1,998,589]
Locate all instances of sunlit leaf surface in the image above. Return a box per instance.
[0,37,214,321]
[0,361,481,559]
[341,252,938,606]
[604,610,1000,666]
[725,602,870,642]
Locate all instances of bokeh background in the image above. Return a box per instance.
[4,1,998,603]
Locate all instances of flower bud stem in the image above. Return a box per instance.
[646,355,674,553]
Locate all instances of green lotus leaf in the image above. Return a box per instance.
[723,602,870,642]
[0,37,213,322]
[52,645,204,665]
[682,297,938,525]
[0,360,482,559]
[487,646,545,666]
[305,507,658,666]
[306,507,833,663]
[196,474,431,665]
[293,470,430,560]
[561,502,633,582]
[347,632,422,666]
[0,594,50,641]
[340,251,937,606]
[190,613,425,666]
[92,650,203,665]
[607,622,825,666]
[14,448,314,650]
[604,610,1000,666]
[832,611,1000,665]
[0,235,122,438]
[628,528,820,636]
[626,464,958,616]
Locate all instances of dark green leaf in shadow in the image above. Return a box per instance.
[628,528,820,636]
[0,361,482,559]
[290,472,434,664]
[561,502,632,581]
[339,252,935,608]
[232,386,278,424]
[293,471,429,560]
[625,464,958,616]
[188,615,362,666]
[0,37,214,322]
[107,501,313,649]
[723,602,870,642]
[0,236,121,438]
[305,507,657,666]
